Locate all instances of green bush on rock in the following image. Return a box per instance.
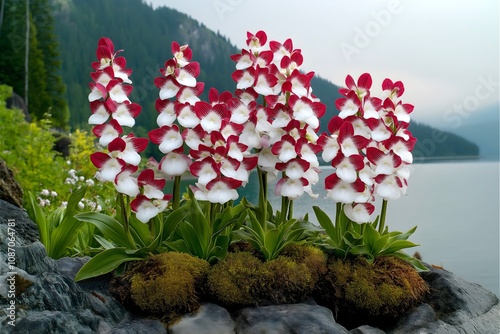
[207,244,328,307]
[317,255,429,329]
[109,252,209,322]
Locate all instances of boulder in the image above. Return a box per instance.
[0,197,499,334]
[234,303,348,334]
[0,159,23,208]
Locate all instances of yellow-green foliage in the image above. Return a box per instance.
[0,85,114,213]
[0,89,65,201]
[129,252,209,318]
[320,255,429,329]
[207,244,328,306]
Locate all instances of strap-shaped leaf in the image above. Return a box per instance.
[313,206,338,245]
[381,240,419,255]
[26,192,50,251]
[74,247,145,281]
[75,212,135,249]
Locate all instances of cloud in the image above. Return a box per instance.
[150,0,498,123]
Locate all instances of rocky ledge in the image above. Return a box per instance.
[0,198,499,334]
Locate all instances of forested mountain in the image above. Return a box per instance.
[0,0,68,128]
[50,0,479,160]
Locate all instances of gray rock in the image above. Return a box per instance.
[169,303,234,334]
[386,265,500,334]
[1,198,499,334]
[235,303,348,334]
[0,159,23,208]
[349,325,387,334]
[0,199,165,333]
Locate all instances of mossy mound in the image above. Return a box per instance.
[206,251,262,307]
[207,244,327,307]
[317,255,429,329]
[109,252,209,322]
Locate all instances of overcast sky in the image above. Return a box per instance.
[147,0,499,126]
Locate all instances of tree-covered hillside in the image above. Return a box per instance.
[51,0,479,160]
[0,0,68,128]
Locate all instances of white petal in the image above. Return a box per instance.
[135,202,159,223]
[344,203,371,223]
[158,131,183,154]
[376,176,401,200]
[100,159,123,182]
[119,149,141,166]
[177,107,200,128]
[279,179,304,200]
[292,100,313,121]
[200,112,222,133]
[115,176,139,197]
[143,184,164,200]
[88,109,109,125]
[336,164,358,183]
[207,182,238,204]
[159,82,179,100]
[160,152,189,176]
[176,68,196,87]
[157,109,176,127]
[327,181,358,203]
[340,138,360,157]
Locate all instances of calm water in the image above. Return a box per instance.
[242,160,500,296]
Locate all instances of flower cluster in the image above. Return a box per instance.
[319,73,416,222]
[87,37,170,223]
[150,42,258,204]
[230,31,326,199]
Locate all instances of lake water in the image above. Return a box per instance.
[242,160,500,297]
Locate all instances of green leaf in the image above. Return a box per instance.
[75,212,134,249]
[162,205,189,242]
[93,234,115,250]
[313,206,338,244]
[394,252,430,272]
[74,247,145,281]
[49,187,88,258]
[381,240,419,254]
[176,222,205,258]
[26,192,50,250]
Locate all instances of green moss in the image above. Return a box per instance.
[318,255,429,329]
[110,252,209,321]
[207,244,328,306]
[260,256,313,304]
[206,251,262,307]
[280,243,328,282]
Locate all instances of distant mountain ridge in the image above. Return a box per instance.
[52,0,480,161]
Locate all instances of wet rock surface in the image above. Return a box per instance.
[0,198,499,333]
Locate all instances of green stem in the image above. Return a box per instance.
[379,199,388,234]
[280,196,288,225]
[257,167,268,231]
[335,202,342,227]
[172,175,182,210]
[287,199,294,221]
[119,193,137,249]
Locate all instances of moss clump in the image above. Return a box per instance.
[318,255,429,329]
[109,252,209,322]
[259,256,313,304]
[206,251,262,307]
[207,244,328,307]
[280,243,328,282]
